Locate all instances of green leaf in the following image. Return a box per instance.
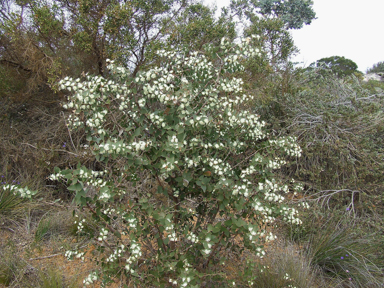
[68,182,83,192]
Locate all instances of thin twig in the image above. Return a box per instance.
[29,253,62,261]
[21,142,79,156]
[61,111,77,152]
[0,227,15,233]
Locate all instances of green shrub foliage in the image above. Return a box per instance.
[366,61,384,74]
[309,56,359,78]
[269,68,384,201]
[51,37,305,286]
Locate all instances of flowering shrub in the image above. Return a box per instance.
[52,36,304,286]
[1,183,37,199]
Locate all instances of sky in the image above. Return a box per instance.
[205,0,384,73]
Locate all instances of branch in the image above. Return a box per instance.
[0,59,32,72]
[29,253,62,261]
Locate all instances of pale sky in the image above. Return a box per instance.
[205,0,384,73]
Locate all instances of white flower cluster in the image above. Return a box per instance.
[269,137,302,157]
[258,179,288,204]
[251,198,276,224]
[74,216,86,234]
[185,115,210,128]
[298,201,310,209]
[252,199,265,213]
[98,187,111,202]
[180,275,192,288]
[2,184,37,199]
[168,135,185,149]
[161,159,178,175]
[125,240,142,274]
[202,236,213,256]
[232,184,251,197]
[217,110,266,142]
[184,156,201,168]
[97,227,108,241]
[188,138,225,151]
[65,250,85,261]
[168,258,195,287]
[248,226,260,244]
[240,165,257,178]
[256,246,266,258]
[124,214,138,229]
[294,182,304,192]
[180,259,194,288]
[267,158,286,170]
[106,245,125,263]
[97,139,152,155]
[220,78,244,93]
[59,73,130,133]
[265,232,277,242]
[102,207,116,216]
[149,112,166,127]
[202,157,233,177]
[49,172,64,181]
[221,35,261,72]
[83,271,98,286]
[280,206,302,225]
[186,232,199,244]
[165,220,178,242]
[264,190,285,203]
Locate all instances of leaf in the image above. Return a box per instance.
[68,182,82,191]
[204,171,212,177]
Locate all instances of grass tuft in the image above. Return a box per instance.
[307,216,383,287]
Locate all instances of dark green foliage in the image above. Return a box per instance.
[165,3,236,51]
[309,56,360,78]
[366,61,384,74]
[258,0,317,29]
[230,0,316,29]
[256,68,384,203]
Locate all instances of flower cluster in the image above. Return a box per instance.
[202,236,213,256]
[125,240,142,274]
[123,213,138,229]
[186,232,199,244]
[97,228,108,242]
[106,245,125,263]
[74,216,86,234]
[2,184,37,199]
[280,207,302,225]
[83,272,98,286]
[54,35,304,287]
[65,250,85,261]
[97,139,152,155]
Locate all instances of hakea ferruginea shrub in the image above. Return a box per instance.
[50,36,306,287]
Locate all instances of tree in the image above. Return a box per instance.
[366,61,384,74]
[164,3,236,52]
[309,56,360,78]
[230,0,316,30]
[0,0,195,103]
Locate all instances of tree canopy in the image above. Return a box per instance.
[230,0,316,29]
[308,56,360,78]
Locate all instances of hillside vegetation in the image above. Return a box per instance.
[1,1,383,287]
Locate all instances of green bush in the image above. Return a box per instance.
[52,36,306,286]
[263,69,384,206]
[366,61,384,74]
[308,56,361,78]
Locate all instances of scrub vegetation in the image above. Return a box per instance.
[1,0,383,287]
